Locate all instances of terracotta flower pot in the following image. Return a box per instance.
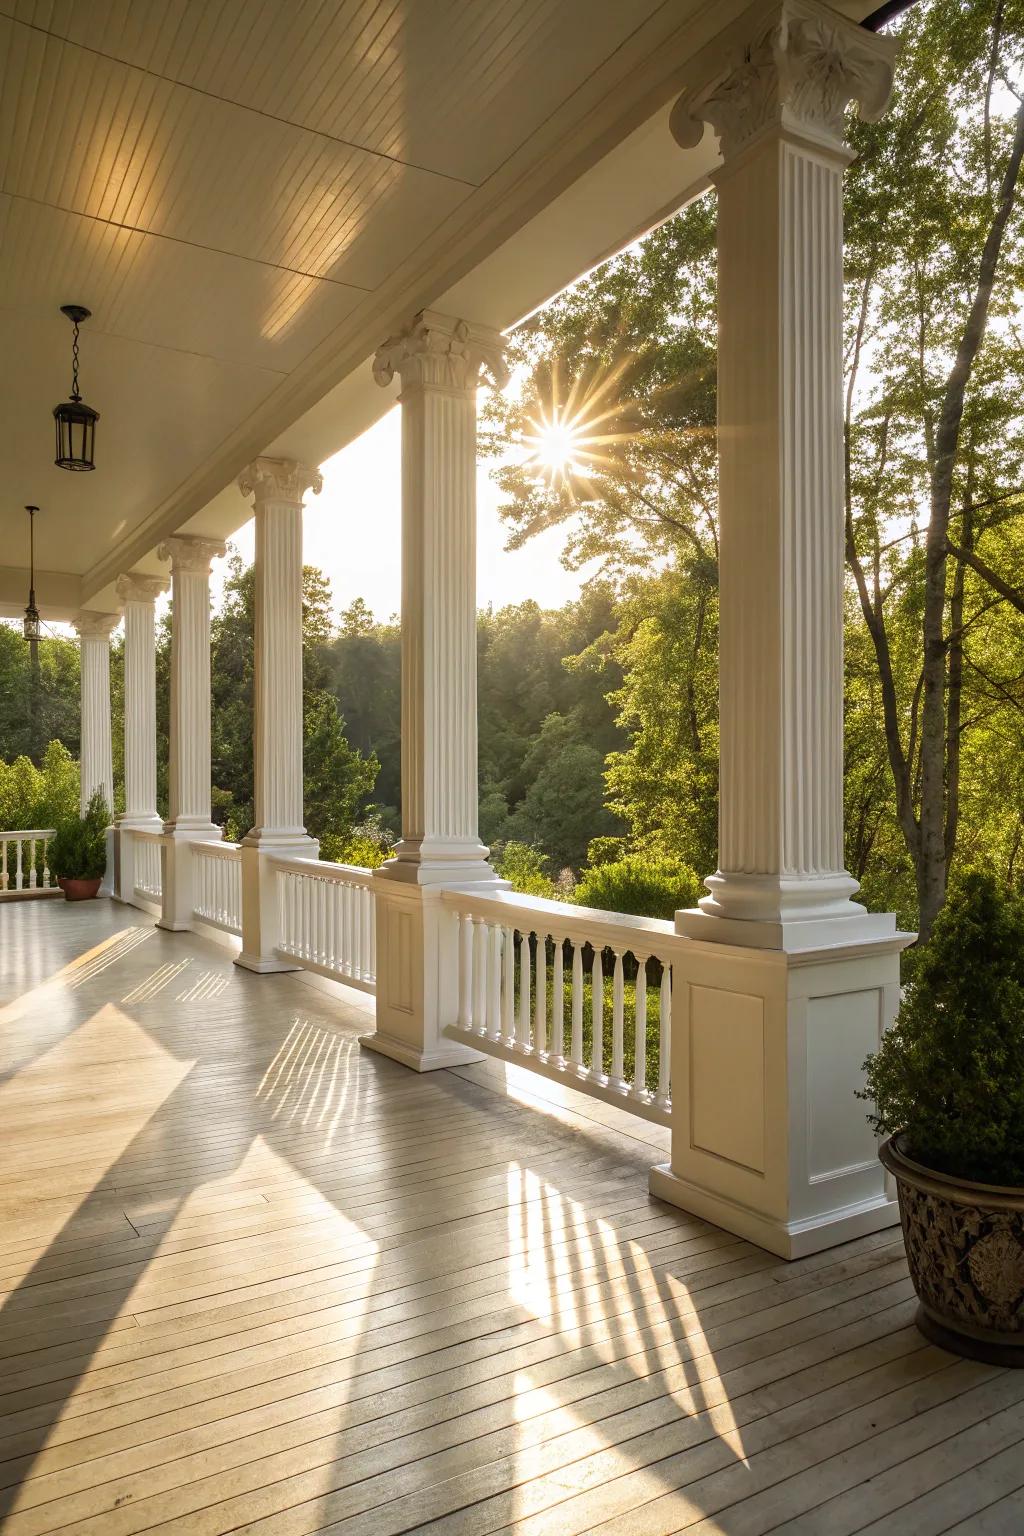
[58,876,103,902]
[880,1133,1024,1367]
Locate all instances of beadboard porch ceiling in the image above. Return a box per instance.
[0,0,873,620]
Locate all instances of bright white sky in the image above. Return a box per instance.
[214,406,590,621]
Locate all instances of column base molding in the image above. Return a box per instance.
[162,820,223,841]
[358,1028,485,1074]
[677,904,899,952]
[235,952,302,975]
[649,1163,899,1260]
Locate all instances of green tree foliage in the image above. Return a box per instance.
[0,739,80,831]
[492,841,558,898]
[0,625,80,765]
[844,0,1024,935]
[863,871,1024,1185]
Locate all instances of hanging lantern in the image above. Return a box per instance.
[53,305,99,471]
[23,506,40,642]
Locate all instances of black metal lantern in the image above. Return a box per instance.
[23,506,40,642]
[53,305,98,471]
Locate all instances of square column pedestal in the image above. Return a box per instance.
[650,929,910,1258]
[366,873,490,1073]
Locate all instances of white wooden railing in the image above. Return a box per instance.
[441,888,675,1125]
[273,856,376,992]
[0,830,58,896]
[191,840,243,934]
[129,828,164,904]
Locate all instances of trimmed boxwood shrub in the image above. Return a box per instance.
[48,790,109,882]
[573,854,702,922]
[861,871,1024,1187]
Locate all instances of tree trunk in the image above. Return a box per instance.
[916,97,1024,937]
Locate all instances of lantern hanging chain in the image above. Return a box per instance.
[70,318,81,402]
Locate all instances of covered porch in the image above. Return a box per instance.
[2,896,1020,1534]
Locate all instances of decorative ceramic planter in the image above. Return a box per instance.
[58,876,102,902]
[880,1133,1024,1366]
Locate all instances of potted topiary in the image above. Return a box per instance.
[862,871,1024,1366]
[49,790,110,900]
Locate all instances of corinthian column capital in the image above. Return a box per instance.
[671,0,898,162]
[157,534,228,574]
[73,610,120,640]
[238,456,323,509]
[373,310,509,395]
[116,572,168,605]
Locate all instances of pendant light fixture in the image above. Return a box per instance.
[53,305,99,471]
[23,506,40,642]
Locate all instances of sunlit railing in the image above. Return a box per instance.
[273,855,376,992]
[128,828,163,904]
[191,841,242,934]
[0,830,58,896]
[442,888,674,1124]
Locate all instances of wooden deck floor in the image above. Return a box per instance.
[0,901,1021,1536]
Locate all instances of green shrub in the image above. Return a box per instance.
[48,790,110,882]
[573,854,702,921]
[861,871,1024,1186]
[493,841,556,898]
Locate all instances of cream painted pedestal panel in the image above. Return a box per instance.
[650,933,907,1258]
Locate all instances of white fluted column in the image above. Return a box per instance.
[375,312,508,880]
[238,458,321,844]
[115,574,167,828]
[364,311,508,1070]
[234,458,321,973]
[155,535,225,930]
[650,2,911,1259]
[673,0,899,951]
[158,536,225,837]
[73,612,117,816]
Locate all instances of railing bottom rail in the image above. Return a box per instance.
[444,1022,670,1127]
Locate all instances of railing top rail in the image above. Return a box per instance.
[0,828,56,839]
[192,839,241,858]
[441,884,679,952]
[270,854,374,885]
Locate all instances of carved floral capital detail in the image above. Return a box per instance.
[238,456,323,508]
[157,535,228,575]
[373,310,509,394]
[671,0,898,161]
[116,572,168,605]
[74,610,120,641]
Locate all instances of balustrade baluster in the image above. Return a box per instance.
[501,924,515,1042]
[657,962,672,1109]
[533,932,547,1054]
[342,884,354,976]
[15,839,23,892]
[1,839,8,891]
[550,936,564,1065]
[632,956,648,1099]
[610,949,626,1089]
[570,941,584,1070]
[517,931,532,1050]
[487,924,502,1040]
[352,886,363,978]
[473,918,488,1033]
[367,889,376,981]
[590,947,605,1079]
[458,914,473,1030]
[28,838,37,889]
[42,837,50,891]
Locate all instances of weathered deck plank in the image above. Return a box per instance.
[0,900,1015,1535]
